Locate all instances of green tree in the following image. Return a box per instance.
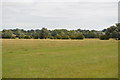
[99,35,109,40]
[105,23,120,40]
[24,35,32,39]
[76,33,84,39]
[116,23,120,40]
[2,30,13,39]
[61,35,69,39]
[56,34,62,39]
[40,28,50,39]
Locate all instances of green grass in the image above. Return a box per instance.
[2,39,118,78]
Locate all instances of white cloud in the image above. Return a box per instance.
[1,1,118,30]
[2,0,120,2]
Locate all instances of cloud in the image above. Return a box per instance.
[2,0,120,2]
[1,1,118,30]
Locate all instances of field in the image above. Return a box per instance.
[2,39,118,78]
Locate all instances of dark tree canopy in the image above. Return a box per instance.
[1,23,120,40]
[105,23,120,40]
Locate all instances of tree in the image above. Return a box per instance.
[32,32,39,39]
[40,28,50,39]
[69,32,84,39]
[12,28,26,39]
[24,35,32,39]
[99,35,109,40]
[49,36,54,39]
[56,34,62,39]
[1,23,119,40]
[116,23,120,40]
[0,31,2,38]
[76,33,84,39]
[11,34,16,39]
[2,30,13,39]
[105,23,120,40]
[61,35,69,39]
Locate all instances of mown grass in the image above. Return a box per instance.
[2,39,118,78]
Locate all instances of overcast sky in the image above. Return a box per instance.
[1,0,119,30]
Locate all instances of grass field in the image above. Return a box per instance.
[2,39,118,78]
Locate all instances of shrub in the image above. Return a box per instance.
[49,36,54,39]
[76,34,84,39]
[19,34,25,39]
[24,35,32,39]
[99,35,109,40]
[11,34,16,39]
[70,33,84,39]
[61,35,70,39]
[56,35,62,39]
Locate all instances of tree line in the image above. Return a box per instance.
[1,23,120,40]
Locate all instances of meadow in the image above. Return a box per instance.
[2,39,118,78]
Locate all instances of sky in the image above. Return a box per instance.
[1,0,119,30]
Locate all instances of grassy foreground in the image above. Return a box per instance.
[2,39,118,78]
